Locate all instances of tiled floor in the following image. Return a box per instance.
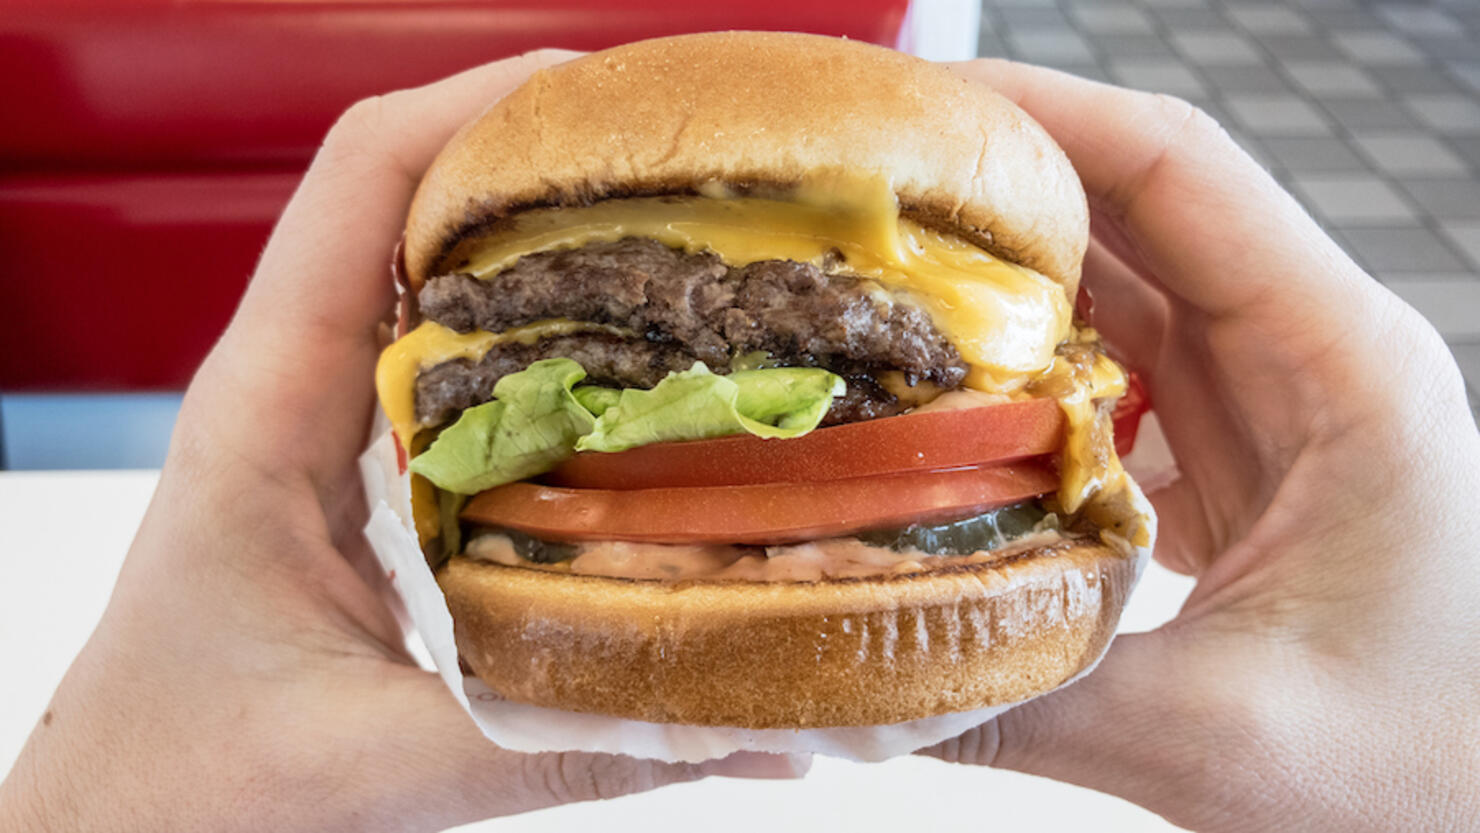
[979,0,1480,418]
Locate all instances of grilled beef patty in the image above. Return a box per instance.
[415,238,968,427]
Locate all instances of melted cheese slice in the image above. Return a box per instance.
[1033,347,1128,513]
[449,179,1071,385]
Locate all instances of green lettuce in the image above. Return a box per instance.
[410,359,843,494]
[575,363,844,453]
[409,358,595,494]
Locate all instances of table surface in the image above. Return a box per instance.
[0,470,1192,832]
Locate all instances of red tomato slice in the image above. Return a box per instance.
[463,460,1058,545]
[545,397,1065,490]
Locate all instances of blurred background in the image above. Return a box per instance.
[2,0,1477,470]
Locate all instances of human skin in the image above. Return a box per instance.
[0,51,805,833]
[921,60,1480,832]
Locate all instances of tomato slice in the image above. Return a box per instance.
[545,397,1065,490]
[463,460,1058,545]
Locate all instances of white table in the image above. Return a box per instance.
[0,470,1192,832]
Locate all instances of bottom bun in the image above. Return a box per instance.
[438,538,1137,729]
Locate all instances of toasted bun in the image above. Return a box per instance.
[404,31,1087,294]
[438,538,1135,728]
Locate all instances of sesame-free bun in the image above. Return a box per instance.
[437,538,1135,729]
[404,31,1088,294]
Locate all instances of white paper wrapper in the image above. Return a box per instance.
[359,411,1174,763]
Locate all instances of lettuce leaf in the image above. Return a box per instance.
[409,358,594,494]
[409,359,843,494]
[575,363,844,453]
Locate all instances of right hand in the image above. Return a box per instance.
[923,59,1480,833]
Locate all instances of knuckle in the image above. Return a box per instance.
[524,752,649,804]
[322,94,388,156]
[1147,92,1218,135]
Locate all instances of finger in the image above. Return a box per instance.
[1080,225,1169,374]
[365,670,808,830]
[187,50,581,491]
[948,59,1373,322]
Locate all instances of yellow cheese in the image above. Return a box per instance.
[375,318,625,449]
[452,178,1071,383]
[1025,337,1129,513]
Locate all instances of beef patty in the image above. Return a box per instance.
[415,238,968,427]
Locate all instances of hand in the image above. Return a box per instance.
[0,52,805,833]
[923,60,1480,832]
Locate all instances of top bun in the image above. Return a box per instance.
[404,32,1087,294]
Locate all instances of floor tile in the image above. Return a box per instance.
[1320,97,1421,130]
[1385,280,1480,338]
[1405,36,1480,63]
[1449,62,1480,95]
[1282,61,1384,96]
[1349,132,1470,176]
[1399,179,1480,218]
[1225,94,1334,134]
[1169,31,1265,64]
[1339,227,1472,272]
[1446,135,1480,168]
[1151,8,1229,29]
[1404,94,1480,134]
[1370,65,1466,95]
[1226,4,1313,34]
[1304,8,1381,30]
[1332,31,1428,65]
[1204,64,1294,94]
[1071,4,1157,34]
[1000,7,1072,27]
[1374,4,1466,37]
[1261,136,1371,173]
[1292,175,1417,222]
[1094,33,1179,59]
[1007,28,1097,63]
[1439,221,1480,268]
[1109,60,1210,96]
[1260,35,1348,62]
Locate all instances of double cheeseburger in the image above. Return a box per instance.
[376,32,1154,729]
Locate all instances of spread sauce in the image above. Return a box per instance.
[464,529,1070,582]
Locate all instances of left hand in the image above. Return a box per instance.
[0,50,805,833]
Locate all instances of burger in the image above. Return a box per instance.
[375,31,1154,730]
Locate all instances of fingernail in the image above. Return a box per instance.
[699,751,813,779]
